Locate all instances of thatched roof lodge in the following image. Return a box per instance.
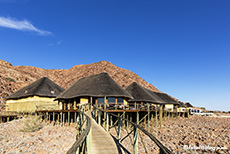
[56,72,133,110]
[125,82,163,104]
[5,77,65,112]
[177,101,187,112]
[126,82,179,111]
[185,102,193,108]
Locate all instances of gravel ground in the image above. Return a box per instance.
[0,119,77,154]
[110,115,230,154]
[1,115,229,154]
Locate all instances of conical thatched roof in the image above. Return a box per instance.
[185,102,193,107]
[151,91,179,105]
[57,72,133,99]
[178,101,186,107]
[125,82,163,103]
[143,87,179,105]
[6,77,65,100]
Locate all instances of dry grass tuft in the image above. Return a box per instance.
[20,115,43,132]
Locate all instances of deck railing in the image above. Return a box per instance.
[66,111,92,154]
[92,105,173,154]
[96,102,188,112]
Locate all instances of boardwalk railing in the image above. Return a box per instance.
[0,110,18,123]
[66,111,92,154]
[92,105,173,154]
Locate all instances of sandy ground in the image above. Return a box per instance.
[0,119,77,154]
[110,115,230,154]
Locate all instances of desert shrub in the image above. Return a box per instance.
[20,115,43,132]
[5,77,16,82]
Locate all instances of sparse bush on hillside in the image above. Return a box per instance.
[5,77,16,82]
[20,115,43,132]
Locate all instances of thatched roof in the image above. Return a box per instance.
[56,72,133,99]
[143,87,179,105]
[125,82,163,104]
[178,101,186,108]
[6,77,65,100]
[185,102,193,107]
[151,91,179,105]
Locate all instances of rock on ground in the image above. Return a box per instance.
[0,119,77,154]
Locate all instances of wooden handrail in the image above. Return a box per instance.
[93,105,173,154]
[66,111,91,154]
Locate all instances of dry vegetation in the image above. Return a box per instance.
[19,115,42,132]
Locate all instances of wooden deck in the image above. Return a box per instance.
[86,111,119,154]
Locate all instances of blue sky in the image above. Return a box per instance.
[0,0,229,111]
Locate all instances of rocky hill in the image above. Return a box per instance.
[0,59,161,105]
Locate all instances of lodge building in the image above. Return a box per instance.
[5,72,182,113]
[5,77,65,112]
[55,72,133,110]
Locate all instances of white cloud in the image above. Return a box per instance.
[0,16,52,36]
[48,40,62,46]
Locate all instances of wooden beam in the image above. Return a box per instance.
[134,112,139,154]
[74,99,76,110]
[159,105,162,129]
[106,113,109,131]
[68,111,70,126]
[118,116,121,142]
[148,103,150,132]
[64,102,66,110]
[90,97,93,110]
[98,110,101,125]
[155,108,158,135]
[53,112,55,126]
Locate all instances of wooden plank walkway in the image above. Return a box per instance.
[86,111,119,154]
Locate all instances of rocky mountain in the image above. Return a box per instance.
[0,59,161,105]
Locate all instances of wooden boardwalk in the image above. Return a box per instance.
[86,111,119,154]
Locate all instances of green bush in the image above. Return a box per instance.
[5,77,16,82]
[20,115,43,132]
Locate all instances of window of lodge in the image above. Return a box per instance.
[108,97,115,103]
[97,98,104,104]
[117,98,123,104]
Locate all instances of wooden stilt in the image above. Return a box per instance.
[151,113,154,133]
[75,112,77,123]
[68,111,70,126]
[104,96,107,110]
[148,103,150,132]
[90,97,93,111]
[110,115,113,128]
[49,114,51,124]
[103,111,106,128]
[46,112,48,123]
[155,108,158,134]
[98,110,101,125]
[159,105,162,129]
[118,116,121,142]
[64,102,66,110]
[63,113,65,126]
[74,100,76,110]
[57,113,60,125]
[106,113,109,131]
[126,113,129,128]
[122,112,125,128]
[53,112,55,126]
[134,112,139,154]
